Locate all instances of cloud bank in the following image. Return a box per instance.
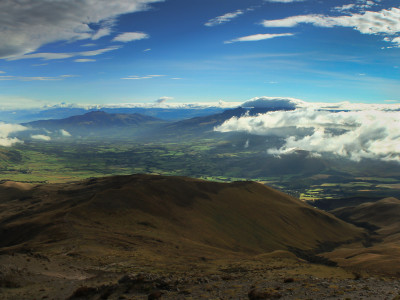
[0,123,27,146]
[241,96,305,110]
[0,0,162,59]
[215,101,400,162]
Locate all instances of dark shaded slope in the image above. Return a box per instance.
[0,175,363,259]
[324,198,400,274]
[331,197,400,237]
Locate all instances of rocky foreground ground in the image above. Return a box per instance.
[1,251,400,299]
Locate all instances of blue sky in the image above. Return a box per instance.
[0,0,399,108]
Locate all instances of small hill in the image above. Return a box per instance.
[324,198,400,274]
[0,175,362,259]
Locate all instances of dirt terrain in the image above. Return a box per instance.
[0,175,399,299]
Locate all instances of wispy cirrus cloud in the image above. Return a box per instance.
[74,59,96,63]
[7,46,121,61]
[0,74,77,81]
[225,33,294,44]
[113,32,149,42]
[333,4,356,12]
[265,0,306,2]
[121,74,166,80]
[0,0,163,60]
[262,7,400,47]
[205,9,246,27]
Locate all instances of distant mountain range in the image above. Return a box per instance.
[21,106,295,140]
[24,110,163,130]
[22,111,166,139]
[0,106,228,123]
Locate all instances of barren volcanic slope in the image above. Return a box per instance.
[0,175,363,256]
[0,175,376,299]
[325,197,400,275]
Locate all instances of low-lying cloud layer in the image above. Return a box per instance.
[31,134,51,141]
[215,100,400,162]
[241,96,305,110]
[0,123,27,146]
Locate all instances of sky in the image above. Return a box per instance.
[0,0,399,108]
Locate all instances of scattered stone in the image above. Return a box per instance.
[68,286,98,299]
[148,290,164,299]
[248,287,282,299]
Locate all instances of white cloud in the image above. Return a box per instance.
[7,46,121,61]
[0,71,5,74]
[333,1,379,12]
[225,33,294,44]
[0,123,27,146]
[215,105,400,162]
[334,4,356,12]
[31,134,51,141]
[60,129,72,137]
[121,75,165,80]
[79,46,121,57]
[81,43,97,47]
[265,0,305,2]
[241,96,305,109]
[92,27,112,40]
[262,7,400,43]
[0,75,75,81]
[74,59,96,63]
[0,0,163,59]
[113,32,149,42]
[205,9,245,27]
[390,36,400,47]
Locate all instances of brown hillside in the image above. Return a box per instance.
[325,197,400,275]
[0,174,363,262]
